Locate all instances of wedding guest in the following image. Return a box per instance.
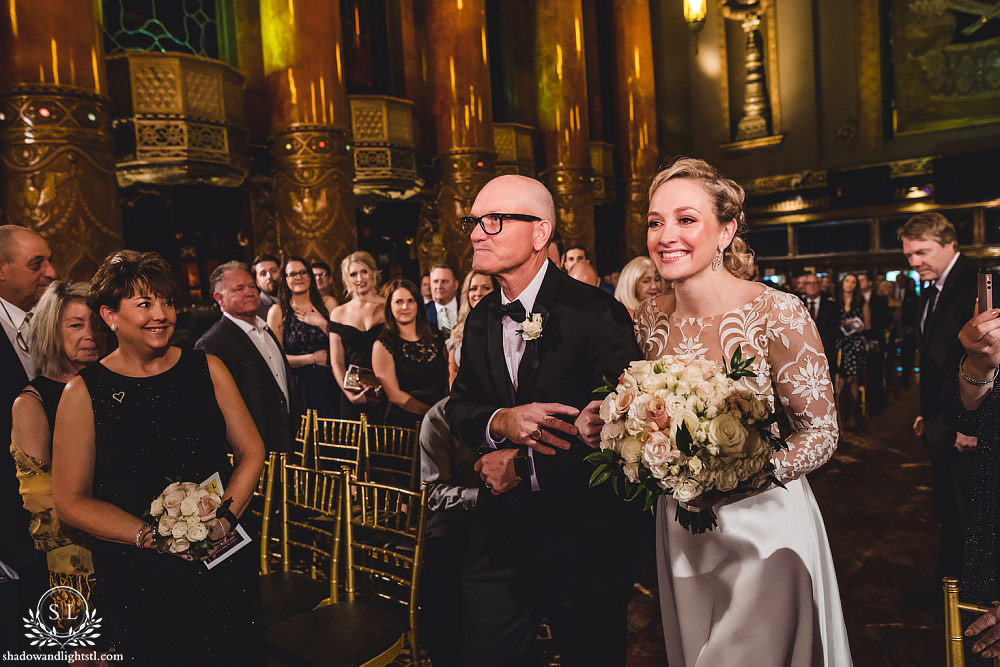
[10,281,100,601]
[418,397,481,667]
[561,246,588,273]
[196,262,292,453]
[835,273,870,429]
[252,254,280,321]
[329,251,385,420]
[310,260,338,304]
[820,274,835,298]
[859,272,890,414]
[52,250,265,663]
[801,272,840,372]
[267,256,338,418]
[901,211,977,580]
[0,224,55,649]
[373,279,448,428]
[426,265,459,333]
[447,270,494,385]
[569,260,600,288]
[614,256,663,319]
[896,274,920,387]
[420,274,432,304]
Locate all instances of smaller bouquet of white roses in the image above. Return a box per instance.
[145,480,230,557]
[586,348,787,533]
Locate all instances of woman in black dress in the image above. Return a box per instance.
[267,256,339,418]
[52,251,265,664]
[834,272,870,428]
[329,251,385,420]
[372,279,448,428]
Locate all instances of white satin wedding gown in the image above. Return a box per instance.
[634,285,852,666]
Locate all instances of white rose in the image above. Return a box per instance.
[708,413,749,459]
[165,504,180,518]
[715,466,739,491]
[617,371,638,391]
[624,462,640,484]
[624,417,645,436]
[157,515,177,536]
[518,313,544,340]
[168,537,190,554]
[619,436,643,464]
[612,388,639,417]
[687,456,704,476]
[674,381,691,397]
[640,373,668,392]
[680,365,705,385]
[600,396,618,422]
[673,478,702,503]
[163,481,181,495]
[642,431,672,467]
[171,521,189,539]
[600,420,624,442]
[186,522,209,542]
[179,497,199,517]
[150,498,164,516]
[180,482,199,493]
[162,489,185,509]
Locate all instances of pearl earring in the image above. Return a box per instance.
[711,250,723,272]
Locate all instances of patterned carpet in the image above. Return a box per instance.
[391,385,947,666]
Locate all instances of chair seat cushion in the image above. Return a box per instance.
[264,601,407,667]
[259,572,330,628]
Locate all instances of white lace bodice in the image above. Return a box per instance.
[634,286,839,483]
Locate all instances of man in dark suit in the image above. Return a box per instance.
[0,225,56,649]
[901,212,978,579]
[446,175,641,666]
[426,264,459,333]
[252,253,280,322]
[196,261,293,453]
[800,272,840,372]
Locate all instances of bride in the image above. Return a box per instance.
[636,158,852,665]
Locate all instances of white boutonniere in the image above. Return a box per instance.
[518,313,545,341]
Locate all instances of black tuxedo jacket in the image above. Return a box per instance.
[0,329,36,572]
[195,316,294,453]
[802,295,840,367]
[445,261,642,496]
[920,253,978,422]
[426,301,439,328]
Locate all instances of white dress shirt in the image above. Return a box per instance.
[223,312,289,404]
[484,261,550,491]
[0,295,36,379]
[434,297,459,331]
[921,251,960,332]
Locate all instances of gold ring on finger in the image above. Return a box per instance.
[531,428,543,441]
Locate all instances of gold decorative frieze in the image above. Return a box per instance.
[742,168,827,196]
[0,84,121,278]
[544,165,594,253]
[349,95,421,200]
[590,141,616,205]
[494,123,536,176]
[106,52,249,187]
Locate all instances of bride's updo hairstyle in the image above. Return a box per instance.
[648,157,755,278]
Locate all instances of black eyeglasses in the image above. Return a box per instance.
[286,270,310,278]
[458,213,541,236]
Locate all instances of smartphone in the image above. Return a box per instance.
[978,266,995,315]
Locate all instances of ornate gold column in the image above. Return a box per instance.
[613,0,659,258]
[420,0,495,273]
[535,0,594,255]
[260,0,356,266]
[0,0,121,279]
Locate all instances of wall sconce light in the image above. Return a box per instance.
[684,0,708,51]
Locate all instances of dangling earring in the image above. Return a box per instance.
[711,249,723,272]
[110,323,117,332]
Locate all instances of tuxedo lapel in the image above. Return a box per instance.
[484,293,515,407]
[515,263,560,403]
[221,317,288,402]
[923,255,966,342]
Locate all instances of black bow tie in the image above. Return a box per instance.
[494,299,527,323]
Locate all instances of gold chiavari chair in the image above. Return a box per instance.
[259,454,343,630]
[291,409,314,466]
[364,420,421,489]
[313,412,367,474]
[263,473,428,667]
[944,577,1000,666]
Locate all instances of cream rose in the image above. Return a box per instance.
[599,396,618,422]
[168,537,190,554]
[180,482,199,493]
[619,436,643,464]
[642,431,672,467]
[673,478,702,503]
[612,388,639,416]
[163,481,181,495]
[179,497,199,517]
[600,420,625,442]
[171,521,189,539]
[186,522,209,542]
[150,498,164,516]
[687,455,704,476]
[708,413,748,459]
[624,462,640,484]
[165,504,180,518]
[715,466,739,491]
[157,515,177,536]
[162,489,185,509]
[197,494,223,520]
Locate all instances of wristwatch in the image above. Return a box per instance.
[512,449,533,479]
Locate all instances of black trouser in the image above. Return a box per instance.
[925,415,973,578]
[421,519,474,667]
[460,490,632,667]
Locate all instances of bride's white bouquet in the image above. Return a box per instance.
[145,480,229,556]
[586,348,787,533]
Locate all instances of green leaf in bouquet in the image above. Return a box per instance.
[590,465,613,488]
[592,374,617,396]
[725,347,757,380]
[612,471,625,497]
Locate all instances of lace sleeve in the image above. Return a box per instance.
[633,296,669,359]
[766,292,839,482]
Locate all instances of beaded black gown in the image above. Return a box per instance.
[378,331,448,428]
[329,321,384,420]
[284,313,338,418]
[78,349,261,664]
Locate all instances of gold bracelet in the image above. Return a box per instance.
[959,354,1000,387]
